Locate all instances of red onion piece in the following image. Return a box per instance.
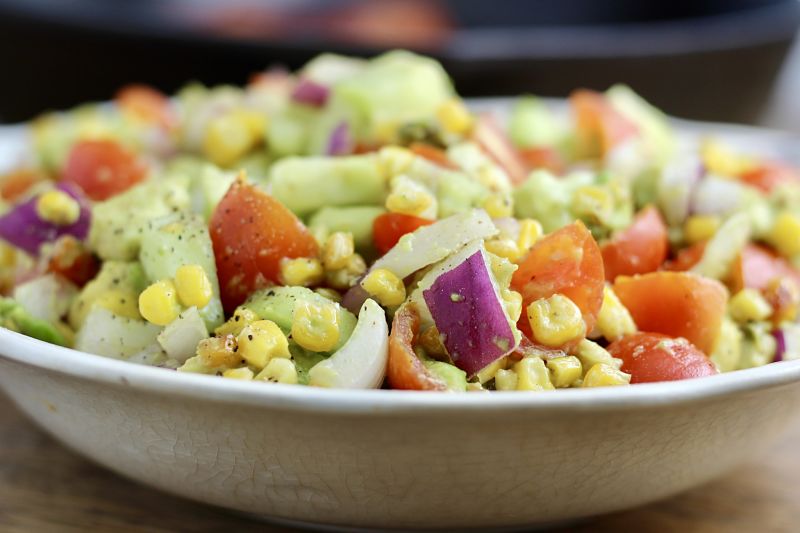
[291,78,329,108]
[423,250,516,376]
[326,122,352,156]
[0,183,91,256]
[341,283,369,315]
[774,329,786,362]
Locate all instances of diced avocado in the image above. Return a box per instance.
[327,50,454,143]
[270,155,386,217]
[606,85,676,166]
[0,297,68,346]
[242,286,357,353]
[69,261,147,329]
[289,343,327,385]
[739,322,777,369]
[139,212,224,330]
[89,175,192,260]
[308,206,386,250]
[514,170,592,232]
[301,53,367,85]
[436,171,489,218]
[424,360,467,392]
[508,96,565,149]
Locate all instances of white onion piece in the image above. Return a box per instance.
[691,176,748,217]
[13,274,77,324]
[308,299,388,389]
[157,306,209,363]
[691,212,750,280]
[776,324,800,362]
[658,154,703,226]
[75,307,160,359]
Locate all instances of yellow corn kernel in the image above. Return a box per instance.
[374,120,400,145]
[572,185,613,222]
[315,287,343,303]
[93,289,141,320]
[582,363,631,387]
[256,357,299,385]
[222,367,255,380]
[361,268,406,307]
[196,334,240,370]
[769,212,800,258]
[214,307,259,337]
[547,356,583,388]
[684,215,721,245]
[0,241,16,269]
[476,356,509,384]
[174,264,213,309]
[494,368,518,391]
[235,109,267,140]
[485,238,521,263]
[481,193,513,219]
[710,317,742,373]
[35,190,81,226]
[322,232,355,270]
[729,288,773,323]
[701,139,755,177]
[517,219,543,255]
[291,300,340,352]
[513,357,555,391]
[377,146,414,179]
[138,280,181,326]
[501,288,523,323]
[575,339,622,371]
[203,111,258,167]
[436,99,474,135]
[466,382,486,392]
[386,179,435,217]
[280,257,324,287]
[596,285,637,342]
[526,294,586,348]
[237,319,290,370]
[325,253,366,290]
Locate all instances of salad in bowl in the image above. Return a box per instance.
[1,50,799,393]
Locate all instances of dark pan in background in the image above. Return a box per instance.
[0,0,797,123]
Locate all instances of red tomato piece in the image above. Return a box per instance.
[0,169,45,202]
[739,162,800,193]
[387,304,448,391]
[729,244,800,292]
[62,140,147,201]
[472,113,529,185]
[601,205,668,281]
[210,176,319,313]
[409,143,458,170]
[372,212,434,255]
[518,146,566,175]
[511,221,605,347]
[613,272,728,355]
[116,84,176,130]
[664,242,706,272]
[608,332,718,383]
[570,89,638,159]
[45,235,99,287]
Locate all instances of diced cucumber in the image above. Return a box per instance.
[606,84,676,165]
[243,286,357,353]
[308,206,385,250]
[514,170,593,232]
[139,213,224,330]
[270,155,386,217]
[75,307,160,359]
[508,96,565,149]
[424,361,467,392]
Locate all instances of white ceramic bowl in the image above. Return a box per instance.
[2,112,800,530]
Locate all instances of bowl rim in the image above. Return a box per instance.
[3,105,800,416]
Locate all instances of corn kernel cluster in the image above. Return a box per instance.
[138,264,213,326]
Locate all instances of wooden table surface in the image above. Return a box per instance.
[1,392,798,533]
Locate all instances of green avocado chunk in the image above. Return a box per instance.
[0,297,68,346]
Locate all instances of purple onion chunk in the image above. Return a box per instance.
[773,329,786,362]
[0,183,91,256]
[291,78,330,108]
[326,121,352,156]
[342,283,369,315]
[423,250,516,377]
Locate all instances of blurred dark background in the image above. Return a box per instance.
[0,0,799,124]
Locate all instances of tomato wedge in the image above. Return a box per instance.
[739,162,800,193]
[116,84,176,130]
[607,332,717,384]
[46,235,99,287]
[387,304,448,391]
[62,139,147,201]
[511,221,605,346]
[472,114,529,185]
[210,175,319,313]
[518,146,566,175]
[570,89,638,159]
[601,205,668,281]
[372,212,434,255]
[613,271,727,354]
[664,242,706,272]
[409,143,458,170]
[729,244,800,292]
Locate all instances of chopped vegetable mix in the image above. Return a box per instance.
[2,49,799,391]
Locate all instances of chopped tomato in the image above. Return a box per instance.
[739,162,800,193]
[518,146,566,175]
[116,84,176,130]
[387,304,448,391]
[0,169,45,202]
[729,244,800,292]
[45,235,99,287]
[210,176,319,313]
[613,272,728,354]
[570,89,638,159]
[664,242,706,272]
[372,212,434,255]
[62,140,147,201]
[511,221,605,347]
[472,113,529,184]
[601,205,668,281]
[763,276,800,325]
[607,332,717,384]
[409,143,458,170]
